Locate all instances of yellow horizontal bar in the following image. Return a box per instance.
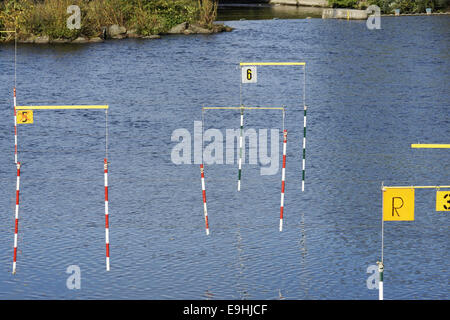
[411,144,450,149]
[240,62,305,66]
[16,105,108,110]
[384,186,450,189]
[203,107,284,110]
[0,31,16,33]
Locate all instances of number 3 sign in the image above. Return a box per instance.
[242,66,257,84]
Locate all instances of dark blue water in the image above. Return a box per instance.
[0,16,449,299]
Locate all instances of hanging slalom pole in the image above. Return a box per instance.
[14,88,17,164]
[104,158,110,271]
[200,164,210,235]
[12,162,21,274]
[13,27,18,164]
[10,28,109,270]
[103,110,110,271]
[301,105,307,192]
[378,182,384,299]
[237,106,244,191]
[279,130,287,231]
[200,108,210,235]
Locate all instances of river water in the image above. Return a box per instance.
[0,11,449,299]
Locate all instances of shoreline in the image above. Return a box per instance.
[0,22,233,45]
[269,0,329,7]
[218,3,450,21]
[0,0,226,44]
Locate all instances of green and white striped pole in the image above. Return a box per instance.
[377,261,384,300]
[238,106,244,191]
[378,182,384,300]
[301,105,307,191]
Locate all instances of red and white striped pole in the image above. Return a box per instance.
[200,164,210,235]
[104,158,110,271]
[12,162,21,274]
[14,87,17,164]
[279,130,287,232]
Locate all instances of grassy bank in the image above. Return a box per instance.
[328,0,450,13]
[0,0,221,42]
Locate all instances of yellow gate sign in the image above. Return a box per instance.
[436,191,450,211]
[17,110,34,124]
[383,188,415,221]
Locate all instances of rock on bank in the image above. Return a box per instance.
[322,8,368,19]
[269,0,329,7]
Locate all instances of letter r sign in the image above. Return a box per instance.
[382,188,415,221]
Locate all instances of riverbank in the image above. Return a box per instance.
[217,2,449,21]
[0,0,232,44]
[269,0,329,7]
[224,0,450,14]
[273,0,450,13]
[323,8,450,19]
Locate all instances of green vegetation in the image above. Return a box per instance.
[0,0,219,41]
[328,0,450,13]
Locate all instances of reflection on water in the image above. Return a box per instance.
[218,4,323,21]
[204,289,215,299]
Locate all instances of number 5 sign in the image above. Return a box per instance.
[17,110,34,124]
[242,66,257,83]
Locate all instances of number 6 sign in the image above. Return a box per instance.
[242,66,257,83]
